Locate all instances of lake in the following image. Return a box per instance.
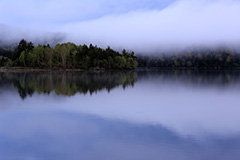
[0,70,240,160]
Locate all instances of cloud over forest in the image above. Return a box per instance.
[1,0,240,53]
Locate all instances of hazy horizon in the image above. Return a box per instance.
[1,0,240,54]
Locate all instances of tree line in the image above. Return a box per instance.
[137,48,240,69]
[0,39,138,69]
[2,39,240,69]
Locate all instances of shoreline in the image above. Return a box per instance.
[0,67,84,72]
[0,67,136,72]
[2,67,240,72]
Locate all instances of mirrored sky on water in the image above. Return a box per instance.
[0,70,240,160]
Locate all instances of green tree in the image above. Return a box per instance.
[12,39,27,61]
[19,51,26,67]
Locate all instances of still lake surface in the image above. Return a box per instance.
[0,70,240,160]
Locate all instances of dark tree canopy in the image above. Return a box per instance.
[1,39,240,69]
[4,40,138,69]
[12,39,28,61]
[137,48,240,69]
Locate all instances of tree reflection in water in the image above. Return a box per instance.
[1,69,240,100]
[137,69,240,89]
[0,71,137,99]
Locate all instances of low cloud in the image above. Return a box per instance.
[62,0,240,53]
[1,0,240,53]
[0,24,66,47]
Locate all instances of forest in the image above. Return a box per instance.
[0,39,138,69]
[1,39,240,69]
[137,48,240,69]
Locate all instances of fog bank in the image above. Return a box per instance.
[62,0,240,53]
[1,0,240,53]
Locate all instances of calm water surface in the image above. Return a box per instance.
[0,70,240,160]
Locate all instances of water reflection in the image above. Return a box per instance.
[137,69,240,89]
[1,70,240,160]
[0,109,240,160]
[2,70,240,100]
[0,71,137,99]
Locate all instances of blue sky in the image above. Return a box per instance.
[1,0,240,53]
[0,0,175,26]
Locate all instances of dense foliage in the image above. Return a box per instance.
[1,39,138,69]
[1,39,240,69]
[0,56,11,66]
[137,49,240,69]
[0,45,15,66]
[0,47,14,58]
